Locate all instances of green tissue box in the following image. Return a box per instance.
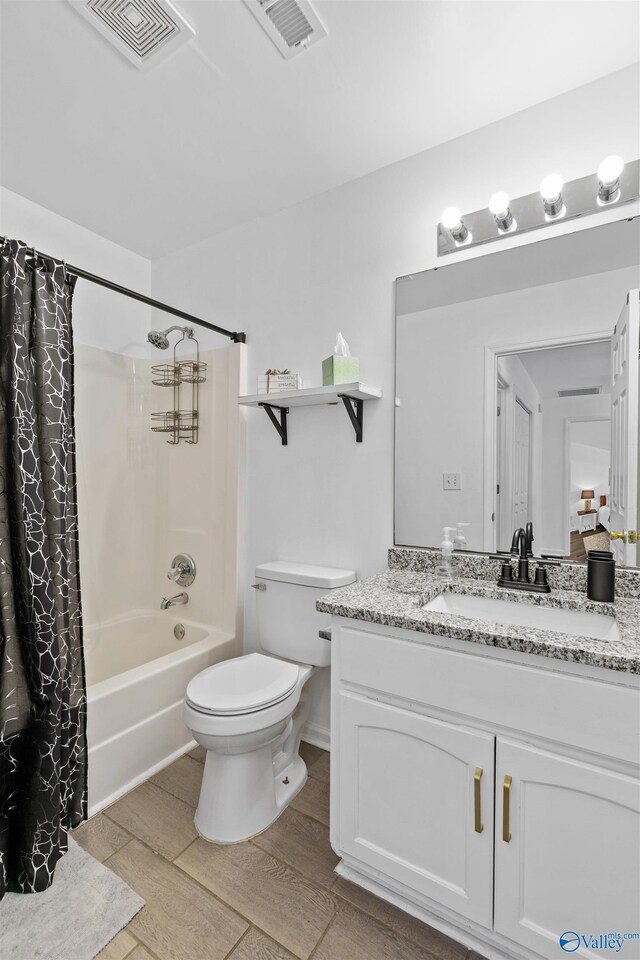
[322,355,360,385]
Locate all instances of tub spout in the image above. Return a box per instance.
[160,592,189,610]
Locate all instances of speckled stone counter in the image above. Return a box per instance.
[317,570,640,674]
[388,546,640,599]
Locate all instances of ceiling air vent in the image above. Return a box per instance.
[69,0,194,69]
[557,387,602,398]
[243,0,327,59]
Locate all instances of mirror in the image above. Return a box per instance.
[395,217,640,566]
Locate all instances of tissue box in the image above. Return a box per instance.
[322,356,360,386]
[257,374,302,394]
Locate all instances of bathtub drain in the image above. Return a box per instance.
[174,623,186,640]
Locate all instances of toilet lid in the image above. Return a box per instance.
[186,653,300,716]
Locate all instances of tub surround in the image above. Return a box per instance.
[316,570,640,673]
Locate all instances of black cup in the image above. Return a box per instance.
[587,552,615,603]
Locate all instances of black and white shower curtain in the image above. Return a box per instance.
[0,238,87,900]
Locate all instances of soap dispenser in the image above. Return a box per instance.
[437,527,456,580]
[454,523,470,551]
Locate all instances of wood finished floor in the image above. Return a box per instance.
[566,524,609,561]
[73,743,487,960]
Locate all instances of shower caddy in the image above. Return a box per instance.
[151,328,207,444]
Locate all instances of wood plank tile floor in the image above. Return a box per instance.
[73,743,487,960]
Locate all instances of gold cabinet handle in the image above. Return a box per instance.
[503,775,512,842]
[474,767,484,834]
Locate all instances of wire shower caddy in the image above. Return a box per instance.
[151,328,207,444]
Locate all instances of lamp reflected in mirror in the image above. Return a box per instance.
[581,489,595,512]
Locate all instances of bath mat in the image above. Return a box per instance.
[584,531,611,553]
[0,837,144,960]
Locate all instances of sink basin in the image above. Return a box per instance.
[423,592,619,641]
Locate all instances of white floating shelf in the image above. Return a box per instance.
[238,383,382,444]
[238,382,382,408]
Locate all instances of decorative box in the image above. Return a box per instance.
[257,373,302,394]
[322,355,360,386]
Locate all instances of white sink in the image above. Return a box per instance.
[423,592,619,641]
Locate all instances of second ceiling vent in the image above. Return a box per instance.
[243,0,327,59]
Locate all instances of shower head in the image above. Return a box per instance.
[147,325,193,349]
[148,330,170,349]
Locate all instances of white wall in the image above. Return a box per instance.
[151,65,640,743]
[570,439,610,514]
[0,186,151,356]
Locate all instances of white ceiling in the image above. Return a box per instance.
[1,0,639,259]
[518,340,611,398]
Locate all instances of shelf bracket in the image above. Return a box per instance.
[259,403,288,445]
[338,394,363,442]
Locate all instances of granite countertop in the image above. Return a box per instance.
[316,571,640,674]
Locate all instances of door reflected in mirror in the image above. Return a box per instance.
[394,217,640,567]
[493,339,614,562]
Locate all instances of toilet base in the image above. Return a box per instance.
[195,749,308,844]
[195,753,308,844]
[193,680,314,844]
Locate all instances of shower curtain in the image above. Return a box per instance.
[0,238,87,900]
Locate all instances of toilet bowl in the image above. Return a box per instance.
[184,561,356,844]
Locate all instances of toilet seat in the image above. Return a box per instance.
[186,652,300,717]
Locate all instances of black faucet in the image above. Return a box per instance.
[498,526,551,593]
[510,522,534,558]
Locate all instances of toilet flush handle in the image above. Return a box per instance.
[251,582,266,591]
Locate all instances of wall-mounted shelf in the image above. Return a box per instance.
[238,382,382,445]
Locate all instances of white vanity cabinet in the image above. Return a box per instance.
[330,620,640,960]
[494,739,640,958]
[337,692,495,926]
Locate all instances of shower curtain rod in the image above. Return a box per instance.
[0,235,246,344]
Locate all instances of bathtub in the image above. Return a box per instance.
[85,611,237,815]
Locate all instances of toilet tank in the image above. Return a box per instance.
[255,561,356,667]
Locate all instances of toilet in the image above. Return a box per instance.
[184,560,356,843]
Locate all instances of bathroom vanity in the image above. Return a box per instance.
[319,553,640,960]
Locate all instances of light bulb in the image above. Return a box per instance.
[540,173,563,202]
[598,155,624,203]
[441,206,470,244]
[540,173,564,219]
[488,191,515,232]
[597,155,624,186]
[489,192,510,217]
[441,206,462,230]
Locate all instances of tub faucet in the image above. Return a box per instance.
[161,592,189,610]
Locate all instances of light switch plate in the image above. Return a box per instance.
[443,473,461,490]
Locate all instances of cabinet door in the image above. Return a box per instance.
[495,738,640,958]
[337,692,494,927]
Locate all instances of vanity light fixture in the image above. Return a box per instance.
[597,155,624,204]
[436,157,639,256]
[489,192,515,233]
[539,173,565,220]
[441,207,470,245]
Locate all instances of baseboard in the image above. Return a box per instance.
[301,721,330,751]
